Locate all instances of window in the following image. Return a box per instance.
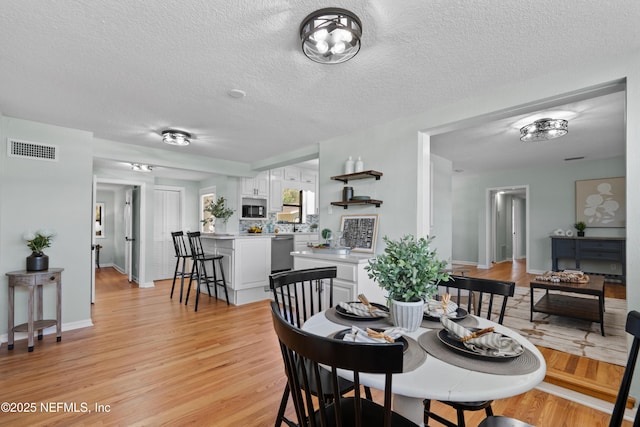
[200,186,216,233]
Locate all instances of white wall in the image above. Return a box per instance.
[0,115,94,335]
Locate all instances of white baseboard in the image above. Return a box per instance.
[138,281,155,288]
[0,318,93,345]
[537,381,637,422]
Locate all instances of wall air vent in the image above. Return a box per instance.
[7,138,59,162]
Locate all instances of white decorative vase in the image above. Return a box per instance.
[390,299,424,332]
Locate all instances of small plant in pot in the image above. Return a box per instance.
[574,221,587,237]
[365,235,449,331]
[201,197,234,233]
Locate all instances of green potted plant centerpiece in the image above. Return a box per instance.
[201,197,234,234]
[574,221,587,237]
[365,234,449,331]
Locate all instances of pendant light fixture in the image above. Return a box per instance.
[520,118,568,142]
[300,8,362,64]
[162,129,191,146]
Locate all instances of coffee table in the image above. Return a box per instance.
[530,274,605,336]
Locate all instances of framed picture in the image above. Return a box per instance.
[95,202,106,238]
[339,214,378,253]
[575,177,625,227]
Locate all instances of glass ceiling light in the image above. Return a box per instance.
[520,118,568,142]
[162,129,191,146]
[300,8,362,64]
[131,163,153,172]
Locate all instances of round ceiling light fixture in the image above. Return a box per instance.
[520,118,568,142]
[162,129,191,146]
[300,8,362,64]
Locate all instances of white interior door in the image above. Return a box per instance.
[91,175,97,303]
[153,187,182,280]
[125,188,133,282]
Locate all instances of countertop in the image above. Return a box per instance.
[201,232,318,240]
[291,250,374,264]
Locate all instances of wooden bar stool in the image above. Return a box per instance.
[186,232,230,311]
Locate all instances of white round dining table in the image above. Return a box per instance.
[302,311,547,426]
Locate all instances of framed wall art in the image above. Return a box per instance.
[95,202,105,238]
[340,214,378,253]
[575,177,625,228]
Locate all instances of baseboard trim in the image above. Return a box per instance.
[0,318,93,344]
[537,381,637,422]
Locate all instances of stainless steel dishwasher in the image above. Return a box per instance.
[271,234,294,273]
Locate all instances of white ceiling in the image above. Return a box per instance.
[1,1,638,180]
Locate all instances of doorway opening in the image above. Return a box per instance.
[488,186,528,269]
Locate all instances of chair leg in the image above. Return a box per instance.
[201,261,212,298]
[185,261,197,306]
[178,258,187,303]
[170,258,180,299]
[274,383,290,427]
[424,399,431,426]
[364,386,372,400]
[485,405,494,417]
[456,408,466,427]
[211,261,219,299]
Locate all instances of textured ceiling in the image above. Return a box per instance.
[1,1,639,178]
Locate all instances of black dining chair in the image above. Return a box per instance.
[169,231,192,303]
[479,310,640,427]
[424,275,516,427]
[270,267,373,426]
[185,231,230,311]
[270,301,418,427]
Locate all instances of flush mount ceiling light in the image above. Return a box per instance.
[162,129,191,146]
[131,163,153,172]
[300,8,362,64]
[520,118,568,142]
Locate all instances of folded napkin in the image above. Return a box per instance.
[342,326,406,343]
[424,298,458,317]
[338,301,389,318]
[441,317,523,357]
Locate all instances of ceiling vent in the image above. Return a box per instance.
[7,138,58,162]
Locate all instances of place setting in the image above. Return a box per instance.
[417,316,541,375]
[327,294,427,371]
[421,293,478,329]
[324,294,393,328]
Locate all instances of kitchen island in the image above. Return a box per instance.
[201,234,273,305]
[199,232,319,305]
[292,250,384,304]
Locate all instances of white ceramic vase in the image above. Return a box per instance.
[390,299,424,332]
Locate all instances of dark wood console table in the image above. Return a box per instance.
[550,236,625,282]
[6,268,63,352]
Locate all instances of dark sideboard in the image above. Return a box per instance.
[550,236,626,283]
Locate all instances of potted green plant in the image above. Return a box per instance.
[23,230,55,271]
[574,221,587,237]
[365,235,449,331]
[202,197,234,233]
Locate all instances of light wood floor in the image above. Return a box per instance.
[0,264,631,426]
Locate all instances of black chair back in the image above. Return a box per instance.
[186,231,207,259]
[441,275,515,324]
[171,231,190,258]
[610,310,640,427]
[270,302,414,427]
[270,267,337,327]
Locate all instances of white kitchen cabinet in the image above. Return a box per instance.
[284,166,301,182]
[269,176,283,212]
[201,236,272,305]
[293,233,319,252]
[292,251,383,306]
[301,169,317,185]
[241,171,269,197]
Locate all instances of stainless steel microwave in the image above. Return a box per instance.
[242,205,265,218]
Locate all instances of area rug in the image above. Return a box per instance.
[498,286,628,366]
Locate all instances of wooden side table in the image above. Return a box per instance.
[6,268,63,352]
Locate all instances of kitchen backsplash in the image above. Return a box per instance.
[239,213,318,233]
